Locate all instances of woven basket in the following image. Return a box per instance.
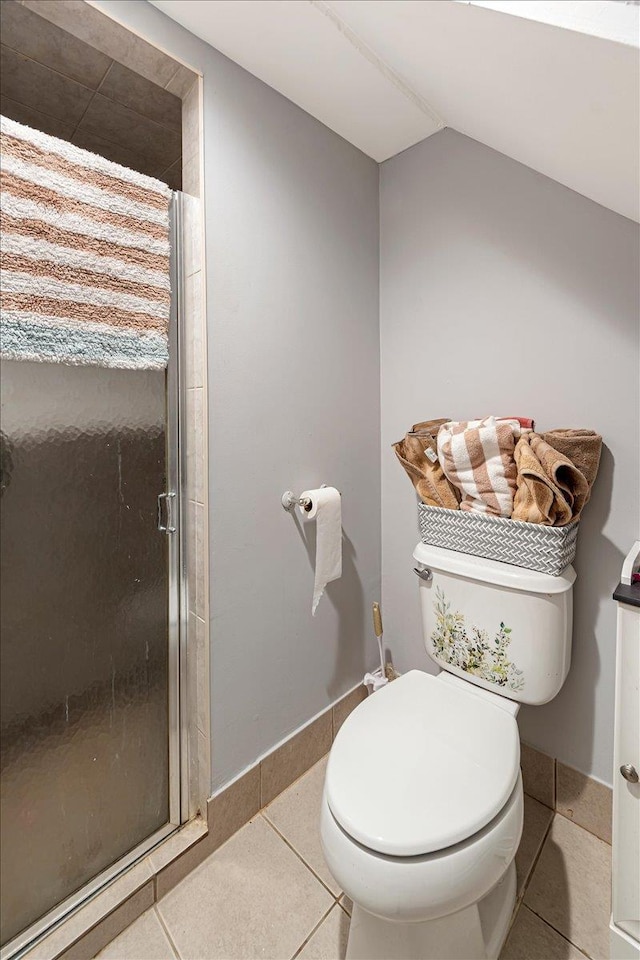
[417,503,578,576]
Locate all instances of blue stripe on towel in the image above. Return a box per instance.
[0,314,168,370]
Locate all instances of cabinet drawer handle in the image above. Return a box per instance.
[620,763,639,783]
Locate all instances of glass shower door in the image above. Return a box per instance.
[0,348,180,945]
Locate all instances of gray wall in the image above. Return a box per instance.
[380,129,639,785]
[95,1,381,791]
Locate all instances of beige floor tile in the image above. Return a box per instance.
[265,756,340,895]
[520,742,555,809]
[515,795,554,897]
[158,815,333,960]
[95,908,176,959]
[556,763,612,844]
[524,815,611,960]
[295,906,350,960]
[501,906,587,960]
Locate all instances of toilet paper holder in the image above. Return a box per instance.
[281,484,340,512]
[281,490,314,512]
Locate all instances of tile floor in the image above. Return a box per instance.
[96,757,611,960]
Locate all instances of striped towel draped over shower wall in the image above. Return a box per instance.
[0,116,172,370]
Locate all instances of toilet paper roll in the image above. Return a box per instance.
[299,487,342,615]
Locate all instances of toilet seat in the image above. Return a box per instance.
[325,670,520,856]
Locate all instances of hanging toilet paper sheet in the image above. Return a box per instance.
[299,487,342,615]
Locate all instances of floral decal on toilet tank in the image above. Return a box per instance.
[431,588,524,692]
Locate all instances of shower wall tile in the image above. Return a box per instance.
[182,198,203,278]
[99,61,182,131]
[182,154,200,199]
[160,159,182,192]
[194,392,204,505]
[191,283,204,389]
[0,95,76,139]
[76,94,181,174]
[70,128,148,177]
[20,0,180,87]
[186,501,197,615]
[0,44,93,124]
[1,0,112,88]
[165,64,197,98]
[195,503,205,621]
[181,81,200,164]
[181,177,207,815]
[185,389,196,502]
[195,615,209,740]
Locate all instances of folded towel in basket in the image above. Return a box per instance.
[393,419,460,509]
[437,417,520,517]
[542,429,602,492]
[512,433,590,525]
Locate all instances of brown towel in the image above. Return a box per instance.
[512,433,589,525]
[542,429,603,491]
[393,418,460,509]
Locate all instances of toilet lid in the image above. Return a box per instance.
[325,671,520,856]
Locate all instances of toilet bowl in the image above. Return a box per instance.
[320,670,523,959]
[321,543,575,960]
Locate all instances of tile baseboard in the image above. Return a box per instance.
[520,740,612,845]
[157,683,367,898]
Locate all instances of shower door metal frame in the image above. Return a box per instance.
[2,195,188,960]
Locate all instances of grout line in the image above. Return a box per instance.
[164,64,181,92]
[261,812,341,902]
[289,903,337,960]
[517,812,599,957]
[517,809,555,907]
[69,58,112,140]
[153,904,181,960]
[523,904,594,959]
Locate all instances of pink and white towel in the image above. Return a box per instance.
[437,417,521,517]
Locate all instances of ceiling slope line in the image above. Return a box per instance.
[310,0,447,130]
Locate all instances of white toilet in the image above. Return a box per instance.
[321,542,576,960]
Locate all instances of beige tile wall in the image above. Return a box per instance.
[180,77,209,821]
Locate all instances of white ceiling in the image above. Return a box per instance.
[151,0,640,221]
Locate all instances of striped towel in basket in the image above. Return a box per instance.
[436,417,521,517]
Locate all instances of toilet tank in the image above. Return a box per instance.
[414,542,576,706]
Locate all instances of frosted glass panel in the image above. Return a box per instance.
[0,360,169,946]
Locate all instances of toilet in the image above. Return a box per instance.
[321,542,576,960]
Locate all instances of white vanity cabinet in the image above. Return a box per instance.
[610,543,640,960]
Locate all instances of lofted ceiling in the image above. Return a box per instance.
[151,0,640,222]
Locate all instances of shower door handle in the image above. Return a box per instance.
[157,492,176,534]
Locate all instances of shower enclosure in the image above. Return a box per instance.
[0,201,185,950]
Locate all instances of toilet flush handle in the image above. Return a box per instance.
[414,563,433,582]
